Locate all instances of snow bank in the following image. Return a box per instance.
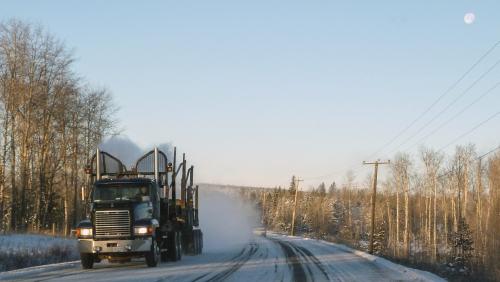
[320,240,445,281]
[0,234,78,272]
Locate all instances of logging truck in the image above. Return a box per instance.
[75,147,202,268]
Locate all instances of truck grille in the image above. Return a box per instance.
[95,210,131,238]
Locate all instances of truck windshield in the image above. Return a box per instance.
[93,184,150,202]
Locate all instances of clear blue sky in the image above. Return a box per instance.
[2,1,500,187]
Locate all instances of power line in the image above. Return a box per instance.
[403,80,500,152]
[301,162,366,182]
[438,110,500,151]
[478,145,500,159]
[300,39,500,185]
[366,40,500,160]
[436,144,500,180]
[334,54,500,182]
[385,57,500,156]
[302,167,354,181]
[301,169,342,181]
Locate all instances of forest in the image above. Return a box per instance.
[241,145,499,281]
[0,20,117,235]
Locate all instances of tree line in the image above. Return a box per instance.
[0,20,117,235]
[241,145,500,281]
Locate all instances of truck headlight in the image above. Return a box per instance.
[134,226,153,235]
[77,227,93,238]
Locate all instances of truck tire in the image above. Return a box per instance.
[161,249,169,262]
[196,230,203,255]
[145,239,160,267]
[198,231,202,254]
[160,234,168,262]
[186,231,194,255]
[167,232,176,261]
[193,230,198,254]
[176,231,182,260]
[168,231,180,261]
[194,230,201,255]
[80,253,94,269]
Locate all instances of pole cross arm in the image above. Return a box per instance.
[363,160,390,165]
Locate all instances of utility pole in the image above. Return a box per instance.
[262,192,267,237]
[363,160,390,254]
[290,177,303,236]
[476,157,482,245]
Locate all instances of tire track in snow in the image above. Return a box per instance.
[191,242,259,282]
[271,238,332,282]
[205,242,259,281]
[294,245,332,281]
[271,239,308,282]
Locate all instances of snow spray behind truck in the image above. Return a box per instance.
[76,147,202,269]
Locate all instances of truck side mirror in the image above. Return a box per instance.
[81,186,86,203]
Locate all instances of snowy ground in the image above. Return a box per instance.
[0,234,78,271]
[0,232,445,282]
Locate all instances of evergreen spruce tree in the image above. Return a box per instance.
[289,176,296,195]
[328,181,337,196]
[448,217,474,275]
[318,182,326,197]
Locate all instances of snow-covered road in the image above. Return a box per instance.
[0,233,444,282]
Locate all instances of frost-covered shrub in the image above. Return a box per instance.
[0,234,78,271]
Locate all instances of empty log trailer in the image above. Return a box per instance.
[75,147,202,269]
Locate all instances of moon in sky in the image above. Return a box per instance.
[464,12,475,24]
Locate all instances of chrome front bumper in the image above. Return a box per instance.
[78,238,152,254]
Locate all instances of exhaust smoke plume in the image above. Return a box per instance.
[99,136,173,169]
[199,185,259,251]
[99,136,143,168]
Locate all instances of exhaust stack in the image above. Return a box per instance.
[96,148,101,180]
[154,147,159,182]
[181,153,186,203]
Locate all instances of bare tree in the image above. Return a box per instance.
[0,19,117,234]
[421,147,443,262]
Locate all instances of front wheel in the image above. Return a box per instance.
[145,239,160,267]
[80,253,94,269]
